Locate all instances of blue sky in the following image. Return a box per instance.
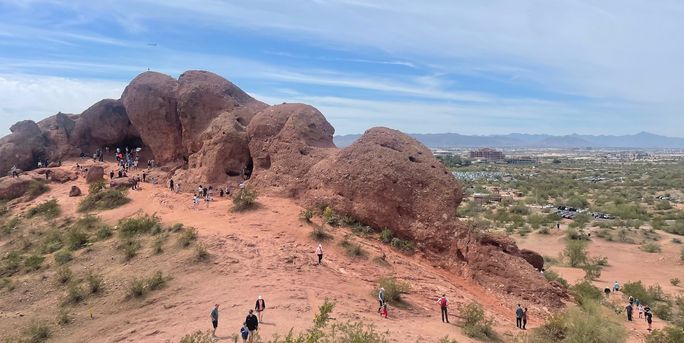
[1,0,683,136]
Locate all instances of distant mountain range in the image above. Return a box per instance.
[334,132,684,149]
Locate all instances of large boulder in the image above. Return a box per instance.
[69,186,82,197]
[121,72,183,164]
[49,169,78,183]
[247,103,336,197]
[38,112,78,161]
[520,249,545,271]
[71,99,140,153]
[304,127,462,250]
[85,166,104,183]
[0,120,47,175]
[0,177,33,200]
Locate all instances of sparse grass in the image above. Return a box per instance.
[460,303,497,341]
[78,189,130,212]
[23,321,51,343]
[672,278,681,287]
[88,179,106,194]
[179,330,215,343]
[1,217,21,236]
[178,228,198,247]
[339,236,366,258]
[194,243,209,261]
[376,277,410,304]
[543,269,569,288]
[95,226,113,240]
[118,214,160,238]
[1,251,22,276]
[118,238,141,261]
[62,282,85,305]
[310,225,333,241]
[65,228,89,250]
[86,272,103,294]
[24,254,44,271]
[151,234,167,254]
[26,199,60,219]
[322,206,339,226]
[54,249,72,265]
[129,270,168,298]
[40,229,64,254]
[528,301,626,343]
[232,187,258,212]
[129,278,146,298]
[56,309,71,326]
[641,242,662,253]
[300,209,314,223]
[390,237,415,253]
[646,326,684,343]
[26,180,49,199]
[55,267,72,284]
[147,270,167,290]
[380,228,393,243]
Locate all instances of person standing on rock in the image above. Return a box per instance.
[522,307,528,329]
[437,294,449,323]
[210,304,219,337]
[378,287,386,313]
[515,304,524,328]
[142,172,146,183]
[244,309,259,343]
[315,244,323,265]
[613,281,620,293]
[255,296,266,323]
[175,183,181,193]
[169,179,174,191]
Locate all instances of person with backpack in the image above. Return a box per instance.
[644,306,653,331]
[437,294,449,323]
[378,287,385,313]
[625,303,634,321]
[210,304,219,337]
[240,325,249,342]
[255,296,266,323]
[515,304,524,328]
[244,309,259,343]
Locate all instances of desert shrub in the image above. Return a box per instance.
[654,303,672,320]
[86,272,103,294]
[0,277,13,291]
[380,228,393,243]
[437,337,460,343]
[65,229,89,250]
[641,242,662,253]
[582,262,603,281]
[309,225,332,241]
[351,225,374,237]
[24,254,44,271]
[54,249,72,265]
[563,240,588,267]
[147,270,168,290]
[2,251,22,276]
[544,269,569,288]
[377,277,409,304]
[88,179,106,194]
[538,227,550,235]
[321,206,339,226]
[152,234,167,254]
[646,326,684,343]
[56,309,71,326]
[62,282,85,305]
[510,202,530,215]
[314,298,335,328]
[55,267,72,284]
[0,216,21,236]
[95,226,112,240]
[570,280,602,307]
[390,238,415,253]
[622,281,664,306]
[232,187,258,212]
[194,243,210,261]
[672,238,682,244]
[460,303,497,341]
[118,214,160,238]
[529,301,626,343]
[129,278,146,298]
[178,228,198,247]
[671,278,681,287]
[300,209,315,223]
[78,189,130,212]
[26,199,60,219]
[543,255,559,265]
[23,321,51,342]
[566,227,589,241]
[655,201,673,211]
[339,236,366,258]
[118,238,141,261]
[179,330,214,343]
[26,180,49,199]
[40,230,64,254]
[169,223,184,232]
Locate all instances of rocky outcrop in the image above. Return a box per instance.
[247,103,336,197]
[85,166,104,183]
[0,120,47,175]
[49,169,78,183]
[38,112,78,161]
[71,99,140,153]
[520,249,545,271]
[69,186,82,197]
[121,72,183,164]
[0,177,32,200]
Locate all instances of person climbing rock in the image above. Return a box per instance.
[315,244,323,265]
[255,296,266,323]
[437,294,449,323]
[244,309,259,343]
[515,304,524,328]
[210,304,219,337]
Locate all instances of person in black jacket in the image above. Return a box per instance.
[255,296,266,323]
[244,309,259,343]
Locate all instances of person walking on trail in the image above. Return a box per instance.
[244,309,259,343]
[315,244,323,265]
[645,306,653,331]
[240,325,249,342]
[193,194,200,210]
[515,304,524,328]
[255,296,266,323]
[638,304,644,319]
[613,281,620,292]
[380,303,388,318]
[438,294,449,323]
[522,307,528,329]
[378,288,386,313]
[175,183,181,193]
[210,304,219,337]
[626,303,633,321]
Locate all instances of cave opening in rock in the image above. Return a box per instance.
[244,156,254,180]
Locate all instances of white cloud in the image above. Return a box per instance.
[0,74,126,132]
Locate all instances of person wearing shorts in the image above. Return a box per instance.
[255,296,266,323]
[210,304,219,337]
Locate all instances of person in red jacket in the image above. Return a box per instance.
[438,294,449,323]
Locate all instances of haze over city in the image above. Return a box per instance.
[1,0,683,136]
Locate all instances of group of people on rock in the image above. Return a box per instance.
[210,296,266,342]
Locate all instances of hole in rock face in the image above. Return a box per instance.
[236,117,247,126]
[408,156,417,162]
[226,170,241,177]
[244,156,254,179]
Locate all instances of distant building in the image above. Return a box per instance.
[469,148,504,161]
[507,156,538,164]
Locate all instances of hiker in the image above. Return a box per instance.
[604,287,611,297]
[45,169,50,180]
[193,194,200,210]
[437,294,449,323]
[169,179,174,191]
[378,287,385,313]
[645,306,653,331]
[315,244,323,265]
[220,188,224,197]
[205,190,211,208]
[175,183,181,193]
[380,303,388,318]
[515,304,524,328]
[638,304,644,319]
[613,281,620,292]
[522,308,528,329]
[240,325,249,342]
[244,309,259,343]
[556,222,560,229]
[255,296,266,323]
[629,296,634,305]
[210,304,219,337]
[626,303,633,321]
[198,185,203,197]
[142,172,146,183]
[635,298,641,307]
[110,171,115,179]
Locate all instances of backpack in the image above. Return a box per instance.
[240,326,249,339]
[439,297,447,307]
